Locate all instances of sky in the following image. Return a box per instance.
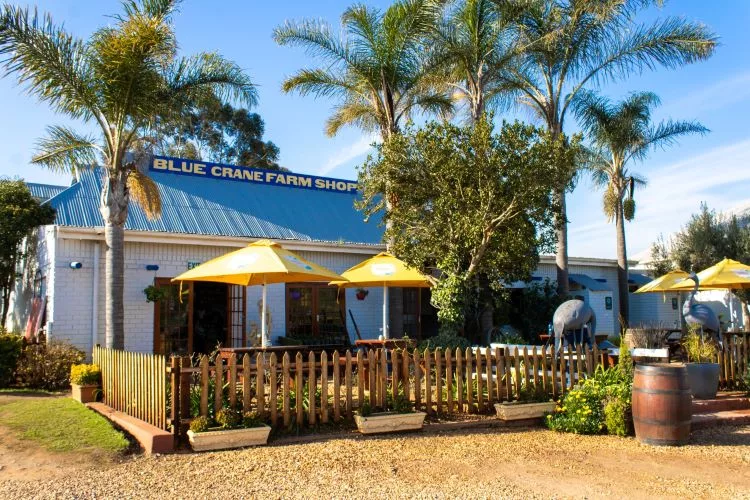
[0,0,748,262]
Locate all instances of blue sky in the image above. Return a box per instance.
[0,1,748,261]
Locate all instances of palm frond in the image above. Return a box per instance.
[632,119,708,160]
[325,100,379,137]
[31,125,103,173]
[280,68,359,99]
[127,168,162,220]
[0,5,100,122]
[166,52,258,107]
[273,19,355,68]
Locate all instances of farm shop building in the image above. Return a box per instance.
[10,156,626,356]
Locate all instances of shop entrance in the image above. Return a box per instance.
[153,278,246,355]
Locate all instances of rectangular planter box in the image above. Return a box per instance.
[354,411,426,434]
[187,425,271,452]
[71,384,99,404]
[494,401,556,421]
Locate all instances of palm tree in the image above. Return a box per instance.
[430,0,526,122]
[0,1,257,349]
[273,0,452,141]
[573,90,707,323]
[508,0,717,296]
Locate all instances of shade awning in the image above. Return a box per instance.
[668,259,750,291]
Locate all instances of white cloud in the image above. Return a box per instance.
[662,71,750,116]
[319,134,377,176]
[568,137,750,261]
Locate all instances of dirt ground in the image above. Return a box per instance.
[2,394,750,499]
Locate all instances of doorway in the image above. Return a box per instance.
[153,278,246,355]
[286,283,347,342]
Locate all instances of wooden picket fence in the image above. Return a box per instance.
[94,337,750,439]
[718,333,750,388]
[168,344,619,436]
[93,346,168,430]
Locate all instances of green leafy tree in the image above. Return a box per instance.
[508,0,717,296]
[160,94,282,169]
[357,117,576,339]
[573,90,707,323]
[0,179,56,325]
[0,1,257,348]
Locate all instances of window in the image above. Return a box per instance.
[285,284,346,342]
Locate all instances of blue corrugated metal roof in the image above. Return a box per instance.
[26,182,69,202]
[48,167,383,245]
[569,273,612,292]
[628,273,652,286]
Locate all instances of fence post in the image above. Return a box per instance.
[169,356,181,441]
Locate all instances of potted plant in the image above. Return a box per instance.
[683,328,720,399]
[355,288,369,301]
[494,384,556,421]
[70,363,101,404]
[187,409,271,452]
[354,391,426,434]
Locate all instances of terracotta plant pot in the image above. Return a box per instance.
[494,401,556,421]
[685,362,720,400]
[71,384,99,404]
[354,411,426,434]
[187,425,272,452]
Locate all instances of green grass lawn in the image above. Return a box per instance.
[0,397,129,453]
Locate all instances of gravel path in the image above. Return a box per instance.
[2,424,750,499]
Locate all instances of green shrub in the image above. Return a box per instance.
[70,364,101,386]
[683,327,718,363]
[0,332,23,388]
[189,416,213,433]
[546,383,604,434]
[518,383,551,403]
[546,365,632,436]
[215,408,241,429]
[16,341,85,390]
[604,397,631,437]
[242,411,264,428]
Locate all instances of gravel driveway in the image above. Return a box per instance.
[2,424,750,499]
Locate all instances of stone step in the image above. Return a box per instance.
[692,393,750,415]
[692,409,750,430]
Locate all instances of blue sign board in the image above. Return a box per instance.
[150,155,360,194]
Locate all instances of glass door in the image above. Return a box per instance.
[317,287,346,337]
[153,278,192,355]
[286,284,346,341]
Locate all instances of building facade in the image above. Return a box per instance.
[9,156,632,355]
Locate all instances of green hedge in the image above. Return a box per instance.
[0,333,23,388]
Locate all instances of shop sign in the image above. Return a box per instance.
[151,155,359,194]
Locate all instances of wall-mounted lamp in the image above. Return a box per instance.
[69,262,82,269]
[146,264,159,271]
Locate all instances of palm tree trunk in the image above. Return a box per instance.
[615,199,629,329]
[555,188,569,296]
[100,170,129,350]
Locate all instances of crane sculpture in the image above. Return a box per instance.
[551,299,596,354]
[683,272,722,344]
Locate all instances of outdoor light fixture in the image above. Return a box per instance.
[146,264,159,271]
[69,262,82,269]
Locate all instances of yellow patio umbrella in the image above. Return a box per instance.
[173,239,345,347]
[669,258,750,331]
[633,270,689,293]
[330,252,432,339]
[669,259,750,291]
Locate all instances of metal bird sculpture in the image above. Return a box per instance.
[683,272,722,343]
[552,299,596,353]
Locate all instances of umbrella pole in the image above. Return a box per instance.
[261,276,268,348]
[383,284,389,339]
[728,290,735,332]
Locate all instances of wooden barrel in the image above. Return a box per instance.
[632,363,692,446]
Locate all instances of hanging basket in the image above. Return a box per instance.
[356,289,369,301]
